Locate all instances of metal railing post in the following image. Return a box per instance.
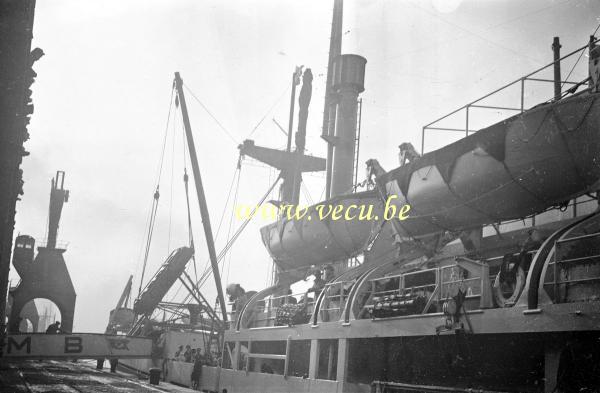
[284,335,291,378]
[520,78,525,113]
[465,105,470,136]
[245,340,252,373]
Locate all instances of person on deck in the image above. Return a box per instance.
[174,345,184,360]
[184,345,192,363]
[109,358,119,373]
[191,352,204,389]
[45,321,62,334]
[308,265,335,298]
[9,316,22,333]
[226,284,257,312]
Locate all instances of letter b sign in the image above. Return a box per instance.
[64,337,83,354]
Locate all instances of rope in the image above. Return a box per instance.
[136,86,175,297]
[162,163,240,310]
[301,182,314,205]
[138,187,160,297]
[192,175,282,292]
[196,164,240,286]
[215,175,281,266]
[223,158,242,284]
[167,108,177,254]
[246,84,290,138]
[155,87,175,186]
[562,22,600,88]
[183,83,238,145]
[407,0,547,66]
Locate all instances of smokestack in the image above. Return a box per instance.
[552,37,561,101]
[330,54,366,197]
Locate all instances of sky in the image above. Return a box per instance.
[12,0,599,332]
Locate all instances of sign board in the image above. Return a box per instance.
[0,333,153,359]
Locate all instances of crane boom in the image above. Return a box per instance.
[115,275,133,310]
[174,72,228,322]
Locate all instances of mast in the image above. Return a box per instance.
[173,72,228,323]
[322,0,343,199]
[291,69,313,204]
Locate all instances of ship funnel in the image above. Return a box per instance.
[330,54,366,197]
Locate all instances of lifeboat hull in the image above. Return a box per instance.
[379,92,600,239]
[261,93,600,268]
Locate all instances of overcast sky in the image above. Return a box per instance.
[12,0,599,332]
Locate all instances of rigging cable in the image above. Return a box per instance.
[167,103,178,254]
[196,162,241,286]
[223,156,242,285]
[163,161,240,308]
[407,0,547,66]
[137,86,175,297]
[246,84,290,138]
[183,83,238,145]
[164,172,279,323]
[562,22,600,88]
[168,173,282,320]
[195,175,282,289]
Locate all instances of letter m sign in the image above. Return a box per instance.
[7,336,31,354]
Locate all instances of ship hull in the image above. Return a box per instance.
[201,329,600,392]
[215,211,600,392]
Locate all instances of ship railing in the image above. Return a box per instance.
[484,249,537,263]
[421,37,600,154]
[364,263,490,318]
[250,293,315,327]
[319,280,355,320]
[366,268,440,316]
[440,264,483,301]
[545,231,600,303]
[243,336,291,377]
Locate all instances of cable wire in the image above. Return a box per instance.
[562,22,600,88]
[183,83,238,145]
[246,84,290,138]
[137,86,175,297]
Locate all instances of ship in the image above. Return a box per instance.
[113,2,600,393]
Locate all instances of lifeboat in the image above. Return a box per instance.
[260,191,382,270]
[261,92,600,270]
[378,92,600,239]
